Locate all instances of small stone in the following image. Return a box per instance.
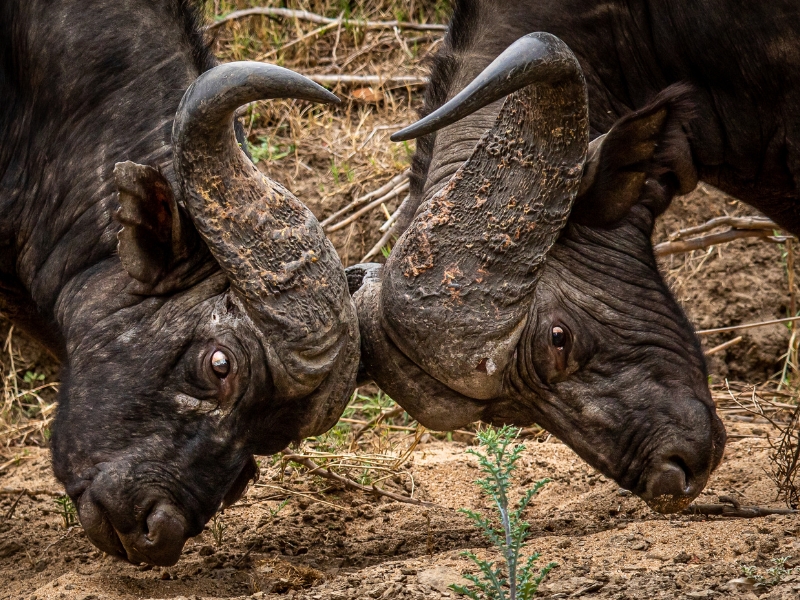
[417,567,470,594]
[673,551,692,564]
[0,540,22,558]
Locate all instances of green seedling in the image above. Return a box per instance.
[54,495,78,529]
[248,136,294,164]
[741,557,800,587]
[452,425,556,600]
[210,513,227,547]
[269,498,290,519]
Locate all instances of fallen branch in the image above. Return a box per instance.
[654,228,790,256]
[326,180,409,233]
[668,215,779,240]
[696,315,800,336]
[320,171,408,228]
[306,74,428,87]
[282,451,437,507]
[682,495,797,518]
[207,7,448,33]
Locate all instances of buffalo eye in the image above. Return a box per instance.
[551,326,566,349]
[210,350,230,378]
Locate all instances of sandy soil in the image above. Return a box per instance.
[2,424,799,600]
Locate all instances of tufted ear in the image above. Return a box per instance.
[571,83,698,227]
[114,161,188,285]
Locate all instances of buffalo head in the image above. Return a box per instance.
[352,33,725,513]
[51,63,359,565]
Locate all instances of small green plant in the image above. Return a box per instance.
[330,160,355,185]
[54,495,78,529]
[247,136,294,164]
[269,498,290,519]
[452,425,555,600]
[23,371,45,385]
[210,513,227,547]
[741,557,800,587]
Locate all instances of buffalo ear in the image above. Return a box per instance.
[571,83,698,227]
[114,161,186,284]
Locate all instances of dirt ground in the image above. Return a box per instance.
[2,432,799,600]
[3,1,800,599]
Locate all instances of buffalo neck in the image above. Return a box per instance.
[412,0,799,235]
[0,0,212,357]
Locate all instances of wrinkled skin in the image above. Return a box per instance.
[1,0,358,565]
[353,30,727,513]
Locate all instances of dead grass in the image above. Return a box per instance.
[0,315,59,463]
[206,0,450,264]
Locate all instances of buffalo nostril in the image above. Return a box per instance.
[133,505,187,566]
[643,455,700,514]
[667,455,693,495]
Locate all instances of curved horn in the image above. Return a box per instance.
[391,33,579,142]
[173,62,358,419]
[380,33,588,400]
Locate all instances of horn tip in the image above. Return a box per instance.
[390,127,417,142]
[322,90,341,105]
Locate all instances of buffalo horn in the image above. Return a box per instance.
[380,33,589,400]
[172,62,358,422]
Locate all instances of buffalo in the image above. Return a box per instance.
[1,0,359,565]
[348,1,771,513]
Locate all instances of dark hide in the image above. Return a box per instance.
[0,0,358,566]
[401,0,800,235]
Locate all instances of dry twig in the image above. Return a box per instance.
[361,226,396,262]
[1,487,63,497]
[326,180,409,232]
[724,383,800,508]
[704,336,743,356]
[696,316,800,336]
[282,450,436,507]
[320,170,408,228]
[655,214,792,256]
[307,74,428,87]
[207,7,448,33]
[683,495,796,518]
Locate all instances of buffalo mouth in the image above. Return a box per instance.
[76,495,128,561]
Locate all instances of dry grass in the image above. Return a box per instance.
[206,0,450,264]
[715,381,800,508]
[0,314,59,463]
